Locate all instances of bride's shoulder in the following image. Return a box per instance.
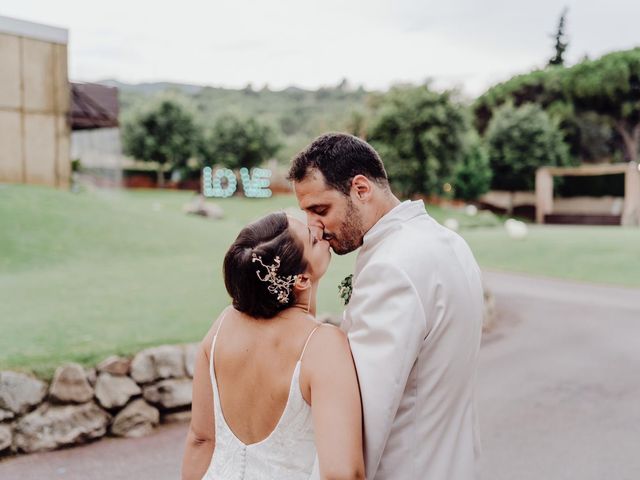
[299,324,354,394]
[314,322,344,336]
[304,323,350,360]
[199,305,234,355]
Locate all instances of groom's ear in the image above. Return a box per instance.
[351,174,372,201]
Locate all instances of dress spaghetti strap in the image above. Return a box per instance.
[298,324,323,363]
[209,309,229,379]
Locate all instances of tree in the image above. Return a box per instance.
[548,8,569,67]
[564,48,640,163]
[452,135,492,201]
[279,113,300,136]
[473,68,566,134]
[201,115,281,170]
[345,110,368,139]
[122,97,201,187]
[368,85,470,197]
[476,48,640,164]
[485,103,571,205]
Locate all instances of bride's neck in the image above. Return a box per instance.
[292,282,318,317]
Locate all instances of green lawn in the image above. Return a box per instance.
[1,184,638,378]
[463,225,640,287]
[0,185,359,378]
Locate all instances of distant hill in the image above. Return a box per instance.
[97,79,206,95]
[97,79,376,162]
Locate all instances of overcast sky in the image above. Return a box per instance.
[3,0,639,96]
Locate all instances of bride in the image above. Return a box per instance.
[181,212,365,480]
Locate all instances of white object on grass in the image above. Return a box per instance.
[464,205,478,216]
[505,218,528,239]
[444,218,460,232]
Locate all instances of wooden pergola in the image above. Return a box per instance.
[535,162,640,226]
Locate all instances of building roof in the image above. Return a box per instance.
[71,83,119,130]
[0,15,68,44]
[541,163,630,176]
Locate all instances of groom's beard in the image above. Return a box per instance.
[326,198,364,255]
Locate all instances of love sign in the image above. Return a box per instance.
[202,167,273,198]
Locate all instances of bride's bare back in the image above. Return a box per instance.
[184,307,364,480]
[213,308,319,445]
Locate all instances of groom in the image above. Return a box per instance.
[289,133,483,479]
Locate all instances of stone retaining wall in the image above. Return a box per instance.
[0,343,198,456]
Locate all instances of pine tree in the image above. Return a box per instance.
[548,8,569,66]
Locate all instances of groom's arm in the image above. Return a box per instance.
[345,261,427,479]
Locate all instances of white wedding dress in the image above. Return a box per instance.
[201,319,320,480]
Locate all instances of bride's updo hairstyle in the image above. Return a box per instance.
[223,212,308,319]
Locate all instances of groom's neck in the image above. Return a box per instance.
[367,190,401,229]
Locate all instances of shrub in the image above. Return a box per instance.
[485,103,572,192]
[368,85,470,197]
[453,136,492,201]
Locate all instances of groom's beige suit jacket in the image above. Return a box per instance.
[343,200,483,479]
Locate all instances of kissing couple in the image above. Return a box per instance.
[182,133,484,480]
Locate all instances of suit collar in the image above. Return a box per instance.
[362,200,428,248]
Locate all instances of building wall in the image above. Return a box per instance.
[0,18,70,188]
[71,127,123,169]
[71,127,124,187]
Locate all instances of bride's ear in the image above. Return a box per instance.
[294,274,312,292]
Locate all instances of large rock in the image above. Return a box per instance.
[162,409,192,424]
[13,402,110,453]
[184,343,199,378]
[97,356,131,376]
[143,378,193,409]
[182,196,224,220]
[483,288,497,332]
[85,368,97,387]
[0,371,47,415]
[49,363,94,404]
[0,409,15,421]
[94,373,141,410]
[111,399,159,438]
[130,345,186,384]
[0,424,12,453]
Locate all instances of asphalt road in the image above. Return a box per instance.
[477,271,640,480]
[1,271,639,480]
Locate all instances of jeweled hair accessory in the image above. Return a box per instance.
[251,253,298,304]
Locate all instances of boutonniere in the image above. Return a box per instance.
[338,274,353,306]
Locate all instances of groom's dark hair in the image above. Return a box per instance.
[288,132,389,195]
[223,212,308,319]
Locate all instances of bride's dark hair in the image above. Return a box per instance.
[223,212,308,319]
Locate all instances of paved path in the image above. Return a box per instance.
[1,271,639,479]
[477,271,640,480]
[0,422,188,479]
